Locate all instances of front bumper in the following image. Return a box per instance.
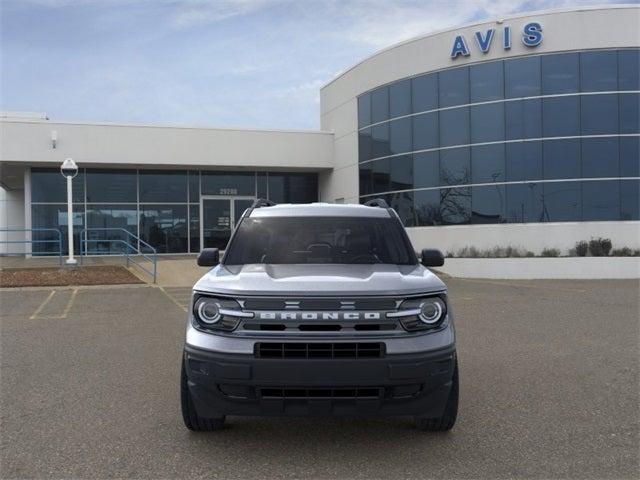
[184,342,456,418]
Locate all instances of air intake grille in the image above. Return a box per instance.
[260,387,382,399]
[255,342,384,359]
[242,298,397,310]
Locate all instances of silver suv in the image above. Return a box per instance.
[181,199,458,431]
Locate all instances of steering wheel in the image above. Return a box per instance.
[307,242,332,251]
[349,253,378,263]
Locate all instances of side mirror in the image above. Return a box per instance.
[197,248,219,267]
[421,248,444,267]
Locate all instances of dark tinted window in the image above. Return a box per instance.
[505,56,541,98]
[439,107,469,147]
[86,169,136,203]
[440,147,470,186]
[470,103,505,143]
[439,67,469,107]
[621,179,640,220]
[389,79,411,118]
[581,51,618,92]
[440,187,471,225]
[139,170,187,203]
[581,94,619,135]
[618,49,640,90]
[472,185,506,224]
[267,173,317,203]
[390,155,413,191]
[471,144,505,184]
[372,159,390,194]
[470,61,504,102]
[189,204,199,252]
[387,191,415,226]
[543,182,581,222]
[202,172,255,196]
[139,205,188,253]
[414,189,441,226]
[389,117,412,155]
[412,73,438,112]
[505,99,542,140]
[224,217,416,265]
[358,94,371,128]
[413,151,439,189]
[620,136,640,177]
[359,164,372,196]
[31,204,84,255]
[506,183,543,223]
[257,172,267,198]
[582,180,620,221]
[543,139,580,180]
[85,205,138,253]
[541,53,579,94]
[189,171,200,202]
[359,128,372,162]
[620,93,639,134]
[582,137,619,178]
[371,87,389,123]
[371,124,390,158]
[542,96,580,137]
[412,112,438,150]
[31,168,84,203]
[506,142,543,182]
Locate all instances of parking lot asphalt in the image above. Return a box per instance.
[1,277,638,479]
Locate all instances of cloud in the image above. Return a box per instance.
[170,0,280,29]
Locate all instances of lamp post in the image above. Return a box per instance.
[60,158,78,265]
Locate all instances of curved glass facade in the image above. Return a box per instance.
[357,49,640,226]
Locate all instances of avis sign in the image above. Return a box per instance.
[450,22,543,59]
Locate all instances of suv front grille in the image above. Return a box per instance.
[242,298,397,311]
[255,342,385,359]
[259,387,382,399]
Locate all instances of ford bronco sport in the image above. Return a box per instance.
[181,199,458,431]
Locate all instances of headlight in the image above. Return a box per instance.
[419,297,445,325]
[192,294,252,331]
[195,298,221,324]
[390,295,447,331]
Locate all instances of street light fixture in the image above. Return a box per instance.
[60,158,78,265]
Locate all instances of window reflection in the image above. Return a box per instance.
[371,86,389,123]
[620,93,640,134]
[439,108,469,147]
[581,94,619,135]
[86,169,136,203]
[621,180,640,220]
[506,183,543,223]
[581,51,618,92]
[470,61,504,102]
[414,189,441,226]
[471,185,506,224]
[31,204,84,255]
[412,112,438,151]
[620,137,640,177]
[542,182,581,222]
[543,139,580,180]
[506,142,543,182]
[371,123,390,158]
[358,94,371,128]
[31,169,85,203]
[582,138,619,178]
[359,128,373,162]
[582,181,620,221]
[505,56,540,98]
[440,148,470,186]
[413,152,439,189]
[139,170,187,203]
[86,205,137,254]
[440,187,471,225]
[389,79,411,118]
[505,99,541,140]
[390,155,413,191]
[439,67,469,107]
[542,96,580,137]
[411,74,438,113]
[139,205,188,253]
[389,117,412,155]
[541,53,579,94]
[471,144,505,184]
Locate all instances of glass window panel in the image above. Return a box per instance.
[412,112,438,151]
[506,142,543,182]
[471,185,506,224]
[413,151,439,189]
[358,128,373,162]
[440,187,471,225]
[543,139,580,180]
[371,86,389,123]
[471,144,505,184]
[439,107,469,147]
[189,171,200,202]
[139,205,188,253]
[359,164,373,196]
[542,181,581,222]
[139,170,187,203]
[31,204,84,255]
[371,158,390,194]
[620,93,639,134]
[505,99,542,140]
[358,93,371,128]
[582,137,619,178]
[86,169,136,203]
[440,147,470,186]
[389,117,412,155]
[385,192,415,226]
[470,61,504,102]
[621,179,640,220]
[439,67,469,107]
[412,73,438,113]
[267,173,317,203]
[31,168,85,203]
[619,49,640,91]
[389,79,411,118]
[506,183,543,223]
[390,155,413,191]
[189,204,200,253]
[541,53,579,94]
[542,96,580,137]
[581,51,618,92]
[505,56,541,98]
[470,103,505,143]
[582,180,620,221]
[201,171,255,196]
[85,205,137,254]
[371,123,390,158]
[414,189,441,226]
[581,94,619,135]
[256,173,267,198]
[620,137,640,177]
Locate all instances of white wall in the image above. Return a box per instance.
[0,186,25,254]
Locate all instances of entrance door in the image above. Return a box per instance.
[200,197,254,250]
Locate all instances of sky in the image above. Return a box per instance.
[0,0,629,130]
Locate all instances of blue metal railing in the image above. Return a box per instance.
[79,228,157,283]
[0,228,63,265]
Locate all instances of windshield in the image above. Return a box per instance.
[224,216,417,265]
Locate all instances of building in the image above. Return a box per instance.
[1,5,638,257]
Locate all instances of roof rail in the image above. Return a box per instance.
[363,198,389,208]
[251,198,277,208]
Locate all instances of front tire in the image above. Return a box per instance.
[414,359,458,431]
[181,359,225,431]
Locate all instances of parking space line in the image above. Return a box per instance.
[29,288,80,320]
[29,290,56,320]
[58,289,79,318]
[158,286,189,313]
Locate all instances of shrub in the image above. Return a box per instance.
[575,241,589,257]
[611,247,640,257]
[540,248,561,257]
[589,237,612,257]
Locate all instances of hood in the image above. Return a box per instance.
[193,264,446,296]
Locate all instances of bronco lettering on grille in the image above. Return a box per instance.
[256,312,382,321]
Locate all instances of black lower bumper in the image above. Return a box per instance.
[184,343,456,418]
